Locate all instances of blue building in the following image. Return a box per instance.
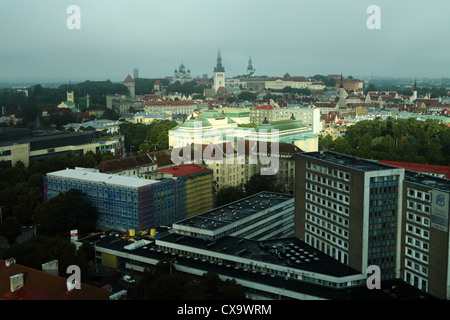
[44,168,183,232]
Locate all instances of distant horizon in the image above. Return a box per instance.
[0,73,445,89]
[2,1,450,85]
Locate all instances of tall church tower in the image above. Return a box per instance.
[123,74,135,98]
[213,50,225,93]
[247,56,255,76]
[67,81,74,102]
[337,73,347,109]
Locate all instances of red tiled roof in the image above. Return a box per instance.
[141,94,162,101]
[378,160,450,179]
[414,99,439,105]
[255,105,276,110]
[0,259,113,300]
[144,100,197,106]
[124,75,134,83]
[154,164,210,177]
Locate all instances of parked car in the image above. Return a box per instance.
[123,275,135,284]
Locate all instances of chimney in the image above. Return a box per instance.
[5,258,16,268]
[42,260,59,276]
[10,273,24,292]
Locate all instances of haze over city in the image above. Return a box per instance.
[1,0,450,83]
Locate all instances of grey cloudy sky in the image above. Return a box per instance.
[1,0,449,83]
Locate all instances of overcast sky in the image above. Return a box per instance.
[1,0,449,83]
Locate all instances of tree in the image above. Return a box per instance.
[364,83,377,94]
[33,189,97,237]
[318,134,334,150]
[244,173,285,196]
[0,216,21,245]
[238,91,256,101]
[0,235,93,281]
[215,185,246,207]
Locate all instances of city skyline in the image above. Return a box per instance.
[1,0,450,82]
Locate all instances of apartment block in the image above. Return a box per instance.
[44,168,182,232]
[295,151,405,280]
[400,171,450,299]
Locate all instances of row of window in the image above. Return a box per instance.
[306,182,350,205]
[405,259,428,278]
[305,223,348,250]
[407,200,431,215]
[306,172,350,193]
[405,235,429,252]
[306,162,351,182]
[305,192,350,216]
[406,211,430,228]
[406,247,429,265]
[406,223,430,240]
[306,214,349,239]
[407,188,431,203]
[306,202,349,227]
[405,270,428,292]
[305,232,348,265]
[159,243,354,289]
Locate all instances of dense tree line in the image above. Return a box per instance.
[215,173,286,207]
[31,81,128,108]
[119,120,179,154]
[165,80,205,96]
[128,259,247,300]
[320,117,450,165]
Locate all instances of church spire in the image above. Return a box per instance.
[214,50,225,73]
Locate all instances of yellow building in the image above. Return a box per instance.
[57,90,76,109]
[129,112,172,124]
[152,164,213,218]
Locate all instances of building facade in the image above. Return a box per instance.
[295,151,405,280]
[249,104,322,134]
[0,129,125,167]
[44,168,182,232]
[150,164,213,218]
[400,172,450,299]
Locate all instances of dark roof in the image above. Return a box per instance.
[97,153,156,173]
[78,232,437,300]
[297,151,405,172]
[0,259,113,300]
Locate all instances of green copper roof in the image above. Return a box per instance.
[179,119,212,128]
[255,119,307,132]
[196,109,224,120]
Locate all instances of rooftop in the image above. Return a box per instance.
[173,192,293,233]
[404,169,450,192]
[378,160,450,179]
[0,259,113,300]
[78,232,437,300]
[46,167,160,189]
[153,164,211,177]
[298,151,405,173]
